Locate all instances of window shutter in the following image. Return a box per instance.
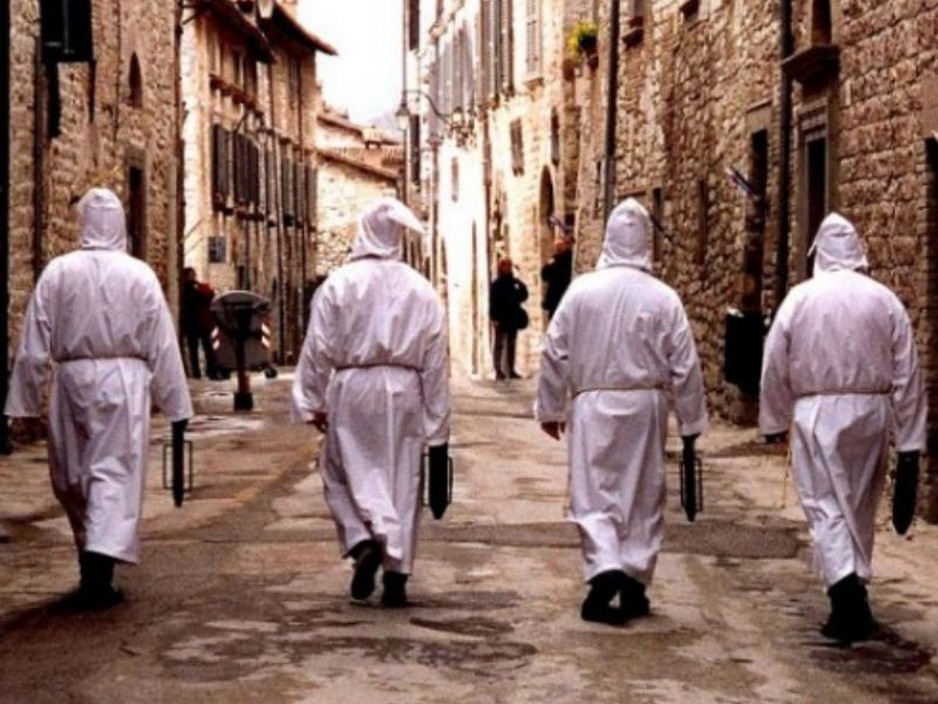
[408,0,420,50]
[485,0,497,100]
[498,0,512,93]
[306,166,318,225]
[526,0,541,76]
[410,115,421,183]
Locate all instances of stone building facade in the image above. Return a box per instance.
[408,0,594,379]
[8,0,181,349]
[315,111,401,276]
[568,0,938,519]
[181,0,334,362]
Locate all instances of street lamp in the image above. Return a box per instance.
[395,89,474,145]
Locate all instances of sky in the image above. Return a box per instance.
[298,1,404,125]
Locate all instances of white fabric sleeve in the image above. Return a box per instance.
[666,303,709,437]
[758,304,795,436]
[291,287,333,423]
[890,302,927,452]
[148,284,194,422]
[420,300,451,446]
[534,301,571,423]
[4,274,54,417]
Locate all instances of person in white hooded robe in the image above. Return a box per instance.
[4,187,193,608]
[535,197,708,625]
[759,212,926,643]
[292,197,450,608]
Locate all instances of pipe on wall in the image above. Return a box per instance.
[774,0,794,308]
[601,0,621,223]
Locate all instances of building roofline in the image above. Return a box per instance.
[259,2,338,56]
[202,0,274,63]
[318,148,400,183]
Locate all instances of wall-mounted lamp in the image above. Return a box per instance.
[395,89,474,146]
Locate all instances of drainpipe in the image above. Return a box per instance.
[297,61,307,326]
[32,42,46,282]
[0,0,11,453]
[774,0,793,308]
[601,0,621,222]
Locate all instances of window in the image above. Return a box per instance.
[208,236,227,263]
[525,0,542,77]
[211,124,231,209]
[680,0,700,23]
[451,157,459,202]
[128,53,143,108]
[652,187,664,262]
[126,163,146,259]
[811,0,832,44]
[408,0,420,50]
[510,119,524,175]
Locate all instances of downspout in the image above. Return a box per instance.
[297,58,307,324]
[269,63,286,362]
[0,0,11,453]
[601,0,621,222]
[32,42,46,281]
[775,0,793,307]
[175,0,186,332]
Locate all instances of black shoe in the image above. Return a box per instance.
[617,573,650,620]
[72,585,125,611]
[508,371,523,379]
[75,551,124,610]
[495,371,506,381]
[821,573,875,643]
[581,570,628,625]
[381,571,409,608]
[349,540,383,600]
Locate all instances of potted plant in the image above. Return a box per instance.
[567,21,599,69]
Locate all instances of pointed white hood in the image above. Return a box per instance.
[77,188,128,252]
[349,197,425,261]
[810,212,869,274]
[597,197,653,271]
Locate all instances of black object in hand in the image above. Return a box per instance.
[171,419,188,508]
[892,451,919,535]
[427,443,451,520]
[680,434,702,522]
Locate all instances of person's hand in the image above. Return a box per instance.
[310,411,328,433]
[540,421,566,440]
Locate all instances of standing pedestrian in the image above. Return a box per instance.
[489,257,528,380]
[535,197,708,625]
[540,228,573,321]
[292,197,450,607]
[4,188,193,608]
[760,212,926,643]
[181,266,220,380]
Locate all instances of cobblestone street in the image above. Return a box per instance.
[2,372,938,702]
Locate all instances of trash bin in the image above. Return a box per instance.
[724,307,765,398]
[210,291,272,411]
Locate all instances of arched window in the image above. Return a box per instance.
[129,53,143,108]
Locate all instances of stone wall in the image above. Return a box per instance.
[8,0,178,352]
[315,158,397,276]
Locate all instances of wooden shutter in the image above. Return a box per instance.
[498,0,512,93]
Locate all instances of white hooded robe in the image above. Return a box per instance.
[760,212,926,586]
[5,188,193,564]
[535,198,708,584]
[292,198,450,574]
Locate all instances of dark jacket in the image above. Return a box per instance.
[540,248,572,317]
[489,274,529,330]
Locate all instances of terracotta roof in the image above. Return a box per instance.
[259,2,338,56]
[318,148,400,183]
[318,112,402,145]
